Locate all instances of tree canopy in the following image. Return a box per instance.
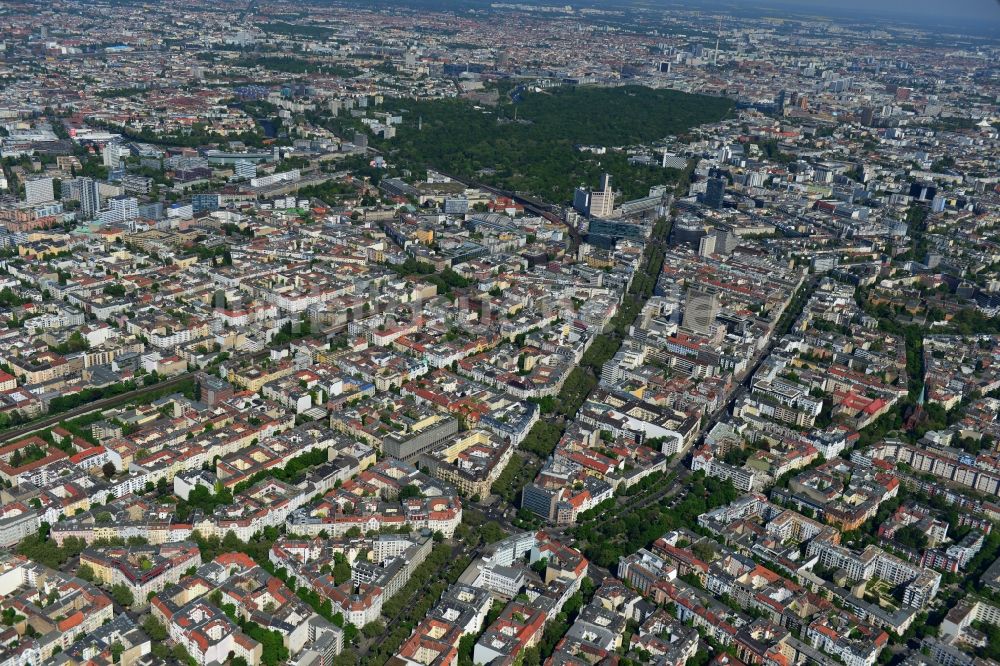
[378,85,731,203]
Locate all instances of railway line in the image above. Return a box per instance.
[429,169,583,248]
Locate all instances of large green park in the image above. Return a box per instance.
[378,85,734,202]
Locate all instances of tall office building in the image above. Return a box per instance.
[572,187,591,215]
[704,177,725,209]
[698,233,717,257]
[138,202,164,221]
[682,288,719,335]
[122,174,153,195]
[589,173,615,218]
[234,160,257,180]
[24,177,55,206]
[192,193,222,214]
[103,142,126,169]
[77,177,100,219]
[61,179,80,201]
[909,182,936,201]
[714,226,740,255]
[108,196,138,224]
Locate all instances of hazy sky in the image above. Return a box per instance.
[722,0,1000,28]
